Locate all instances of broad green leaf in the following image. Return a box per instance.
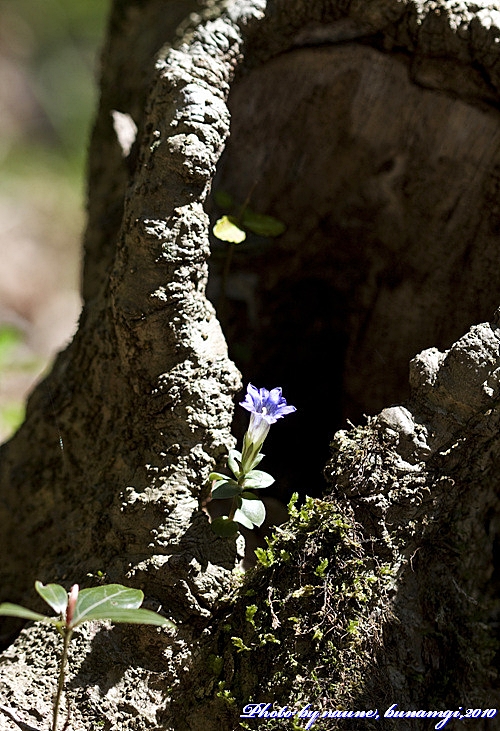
[227,449,241,478]
[238,496,266,528]
[209,472,228,482]
[71,585,143,626]
[242,470,275,489]
[241,210,285,237]
[213,216,246,244]
[0,603,51,623]
[211,516,239,537]
[35,581,68,615]
[233,508,253,530]
[240,491,261,501]
[211,481,242,499]
[77,606,174,628]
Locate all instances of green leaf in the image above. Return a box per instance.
[213,216,246,244]
[239,495,266,528]
[242,470,275,489]
[0,403,25,432]
[35,581,68,615]
[227,449,241,478]
[211,480,241,499]
[314,558,329,578]
[71,585,143,626]
[233,508,253,530]
[234,492,266,528]
[0,603,52,623]
[209,472,228,482]
[240,491,258,501]
[79,606,174,628]
[255,547,274,568]
[241,210,285,237]
[211,516,239,537]
[248,452,264,470]
[287,492,299,518]
[213,190,234,209]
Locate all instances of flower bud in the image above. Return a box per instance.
[239,384,296,474]
[66,584,79,627]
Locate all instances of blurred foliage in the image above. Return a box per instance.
[0,326,23,368]
[0,0,108,168]
[0,325,32,436]
[0,0,109,442]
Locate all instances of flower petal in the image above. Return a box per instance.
[268,387,282,404]
[240,383,262,413]
[248,383,262,407]
[259,387,270,404]
[239,383,296,421]
[275,404,297,419]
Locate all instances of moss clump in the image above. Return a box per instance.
[198,416,499,729]
[175,410,499,731]
[205,492,392,728]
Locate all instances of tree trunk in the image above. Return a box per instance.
[1,1,500,729]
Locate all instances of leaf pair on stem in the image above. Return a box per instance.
[209,448,275,537]
[0,582,174,731]
[209,384,296,539]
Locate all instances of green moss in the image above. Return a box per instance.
[216,681,236,706]
[208,494,393,719]
[314,558,328,577]
[207,654,224,677]
[254,546,274,567]
[245,605,258,627]
[192,416,499,726]
[231,636,251,653]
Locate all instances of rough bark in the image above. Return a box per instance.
[1,0,500,729]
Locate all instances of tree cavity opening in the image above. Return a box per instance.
[207,44,500,500]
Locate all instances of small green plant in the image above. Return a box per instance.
[0,581,174,731]
[211,190,286,317]
[245,604,258,627]
[254,545,275,568]
[208,384,296,537]
[314,558,329,578]
[212,189,285,245]
[231,636,251,653]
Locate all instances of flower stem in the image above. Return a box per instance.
[218,241,234,318]
[52,628,72,731]
[218,180,257,318]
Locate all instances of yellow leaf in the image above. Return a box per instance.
[213,216,246,244]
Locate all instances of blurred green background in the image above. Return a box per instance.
[0,0,109,442]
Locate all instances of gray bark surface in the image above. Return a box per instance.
[1,0,500,729]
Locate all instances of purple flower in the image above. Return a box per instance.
[239,384,296,473]
[240,384,296,424]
